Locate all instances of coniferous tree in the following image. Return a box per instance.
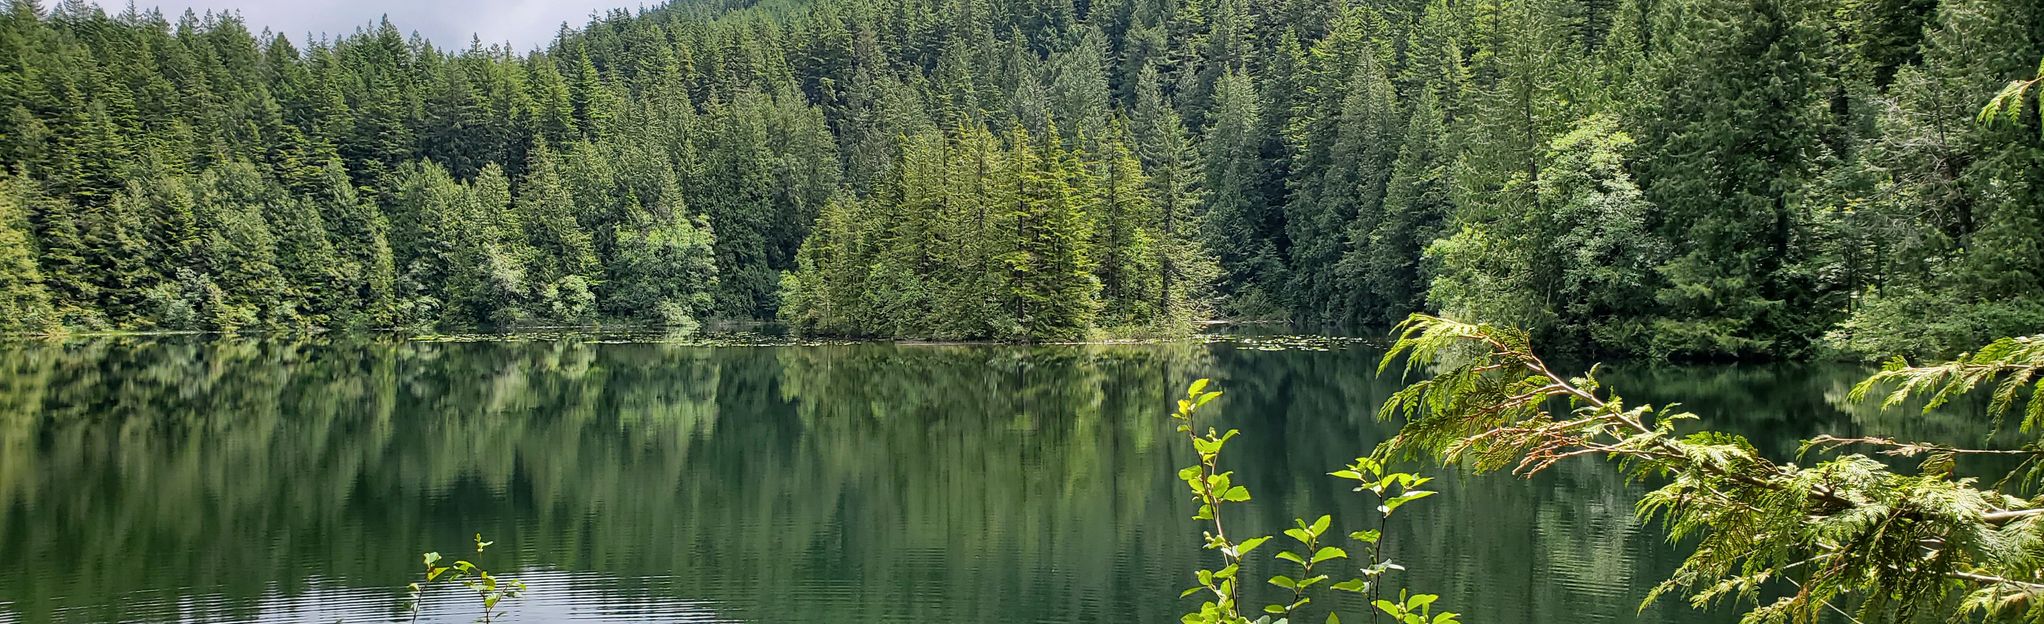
[0,0,2029,351]
[1348,89,1445,328]
[1129,66,1213,328]
[1089,119,1159,326]
[1201,69,1281,317]
[1636,0,1839,358]
[0,174,57,332]
[1293,48,1399,325]
[1010,122,1098,340]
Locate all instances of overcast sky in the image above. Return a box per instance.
[92,0,650,50]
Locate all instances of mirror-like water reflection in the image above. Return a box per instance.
[0,336,1988,623]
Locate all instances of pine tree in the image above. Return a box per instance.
[1636,0,1839,358]
[1348,89,1446,328]
[1130,66,1213,328]
[1201,69,1282,317]
[1292,49,1399,325]
[929,123,1018,339]
[192,160,288,329]
[515,143,598,322]
[1009,123,1099,340]
[310,161,394,325]
[0,174,57,333]
[263,193,343,325]
[1091,119,1160,326]
[781,194,872,335]
[440,163,529,327]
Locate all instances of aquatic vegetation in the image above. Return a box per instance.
[406,534,527,624]
[1170,379,1455,624]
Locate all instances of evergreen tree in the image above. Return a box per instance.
[514,143,598,322]
[0,0,2029,349]
[309,161,394,325]
[1090,120,1160,326]
[1292,49,1399,325]
[1129,66,1213,329]
[191,160,287,329]
[1201,69,1281,317]
[1635,0,1839,358]
[0,174,56,332]
[929,123,1019,339]
[1347,89,1444,328]
[1009,123,1098,340]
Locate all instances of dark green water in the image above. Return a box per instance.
[0,335,1988,623]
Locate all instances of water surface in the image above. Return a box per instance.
[0,335,1985,623]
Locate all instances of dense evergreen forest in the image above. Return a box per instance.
[0,0,2038,356]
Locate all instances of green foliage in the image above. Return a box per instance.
[0,174,57,333]
[1854,334,2044,433]
[1979,57,2044,139]
[1170,379,1452,624]
[1427,115,1661,355]
[0,0,2035,354]
[1381,313,2044,622]
[407,533,528,624]
[606,210,718,331]
[777,122,1208,341]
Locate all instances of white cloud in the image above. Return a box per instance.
[89,0,649,50]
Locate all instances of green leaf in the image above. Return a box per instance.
[1351,529,1381,544]
[1182,585,1206,598]
[422,552,442,567]
[1308,515,1332,536]
[1382,490,1436,515]
[1236,536,1272,556]
[1215,564,1239,579]
[1331,578,1369,593]
[1310,546,1348,564]
[1328,613,1341,624]
[1266,604,1290,614]
[1284,528,1312,544]
[1276,550,1307,566]
[1268,574,1298,590]
[1222,486,1252,502]
[1188,378,1210,398]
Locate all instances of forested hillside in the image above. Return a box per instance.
[0,0,2038,355]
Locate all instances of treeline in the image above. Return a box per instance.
[0,0,2039,354]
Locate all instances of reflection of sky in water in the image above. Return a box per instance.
[0,335,1983,623]
[41,570,736,623]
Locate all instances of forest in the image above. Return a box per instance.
[0,0,2038,357]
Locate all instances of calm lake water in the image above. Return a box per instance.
[0,334,1991,623]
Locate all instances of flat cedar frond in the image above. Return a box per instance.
[1380,314,2044,622]
[1853,335,2044,433]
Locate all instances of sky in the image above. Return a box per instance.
[90,0,652,50]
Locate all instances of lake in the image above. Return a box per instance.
[0,334,1986,623]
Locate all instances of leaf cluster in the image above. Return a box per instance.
[1380,313,2044,622]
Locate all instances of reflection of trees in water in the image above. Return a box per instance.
[5,338,1981,623]
[1604,360,2012,482]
